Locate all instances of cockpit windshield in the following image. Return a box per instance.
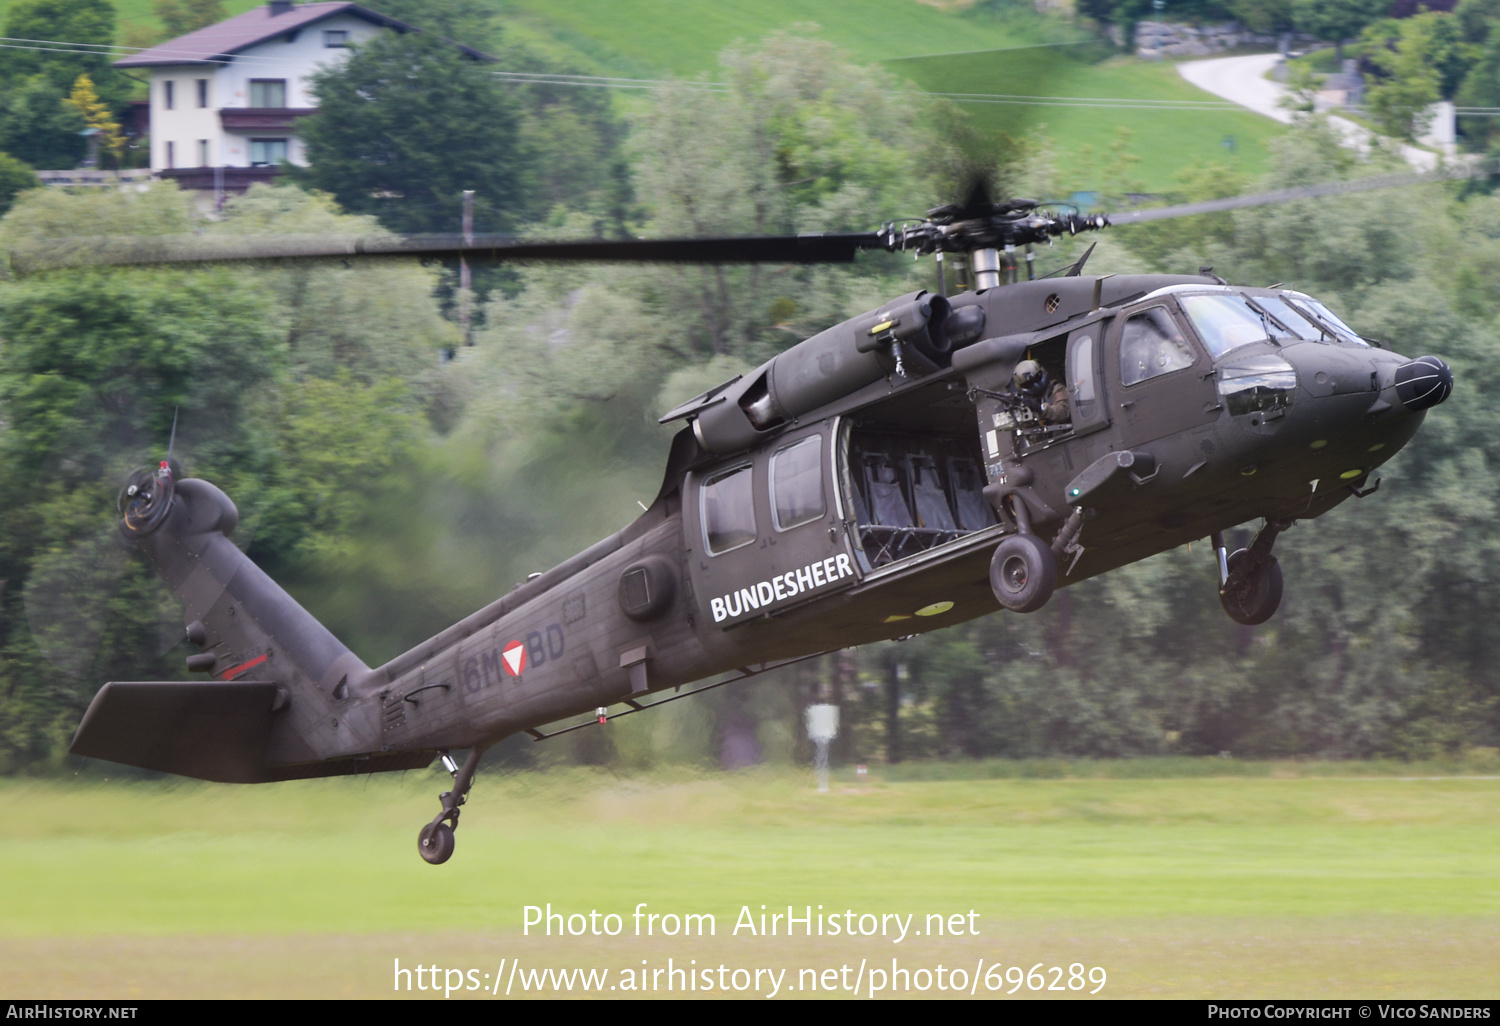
[1179,293,1273,358]
[1285,294,1369,346]
[1250,295,1324,341]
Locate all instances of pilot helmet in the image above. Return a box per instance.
[1013,359,1046,394]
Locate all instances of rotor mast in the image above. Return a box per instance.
[874,199,1109,291]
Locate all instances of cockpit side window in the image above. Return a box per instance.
[702,464,756,555]
[1179,293,1272,359]
[1120,307,1196,386]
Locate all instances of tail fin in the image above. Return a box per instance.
[70,478,422,781]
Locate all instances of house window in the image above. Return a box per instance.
[323,30,348,47]
[163,80,174,110]
[249,138,288,166]
[197,139,209,166]
[165,141,174,169]
[249,79,286,108]
[196,79,208,108]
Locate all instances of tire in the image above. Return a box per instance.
[418,821,455,865]
[989,533,1057,613]
[1219,549,1283,625]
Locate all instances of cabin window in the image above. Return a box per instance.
[701,465,756,555]
[1179,294,1270,359]
[770,436,825,531]
[1120,307,1196,385]
[249,79,286,108]
[1067,332,1096,414]
[163,80,174,110]
[196,78,208,108]
[324,30,349,47]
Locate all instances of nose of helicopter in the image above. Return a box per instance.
[1393,355,1453,412]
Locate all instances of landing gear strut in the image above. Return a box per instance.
[419,746,485,865]
[1214,519,1291,626]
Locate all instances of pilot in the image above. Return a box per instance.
[1013,359,1070,424]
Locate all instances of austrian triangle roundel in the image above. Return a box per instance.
[501,640,526,677]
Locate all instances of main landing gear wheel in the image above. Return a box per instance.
[989,533,1057,613]
[418,821,455,865]
[417,746,486,866]
[1219,549,1283,625]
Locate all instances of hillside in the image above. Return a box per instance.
[0,0,1286,192]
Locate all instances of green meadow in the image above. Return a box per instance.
[2,764,1496,997]
[894,52,1285,190]
[0,0,1286,191]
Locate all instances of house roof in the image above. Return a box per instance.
[114,2,488,68]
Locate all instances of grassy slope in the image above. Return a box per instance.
[896,52,1285,191]
[503,0,1286,190]
[2,769,1496,996]
[501,0,1052,75]
[0,0,1285,192]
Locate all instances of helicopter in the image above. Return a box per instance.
[44,171,1458,865]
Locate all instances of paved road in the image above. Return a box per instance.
[1177,52,1439,170]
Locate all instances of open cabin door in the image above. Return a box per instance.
[684,423,858,629]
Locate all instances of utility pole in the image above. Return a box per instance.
[461,189,474,346]
[885,652,903,764]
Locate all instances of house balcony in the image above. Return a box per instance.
[219,107,317,131]
[159,165,282,193]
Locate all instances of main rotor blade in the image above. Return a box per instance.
[1109,161,1495,226]
[6,231,883,274]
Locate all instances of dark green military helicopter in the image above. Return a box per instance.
[42,170,1455,864]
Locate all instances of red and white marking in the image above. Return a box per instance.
[501,640,527,676]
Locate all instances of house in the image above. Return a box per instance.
[114,0,485,194]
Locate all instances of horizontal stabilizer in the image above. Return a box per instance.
[71,681,435,783]
[72,681,282,782]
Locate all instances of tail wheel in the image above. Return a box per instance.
[1220,549,1283,625]
[989,533,1057,613]
[418,821,455,865]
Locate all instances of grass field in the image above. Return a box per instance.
[2,763,1497,998]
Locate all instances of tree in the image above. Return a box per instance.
[0,152,39,216]
[1292,0,1388,58]
[153,0,225,39]
[1226,0,1296,33]
[359,0,502,50]
[65,74,124,167]
[0,180,483,769]
[623,31,935,360]
[294,31,530,237]
[0,0,124,105]
[1456,16,1500,149]
[0,76,89,170]
[1455,0,1500,45]
[1361,19,1443,141]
